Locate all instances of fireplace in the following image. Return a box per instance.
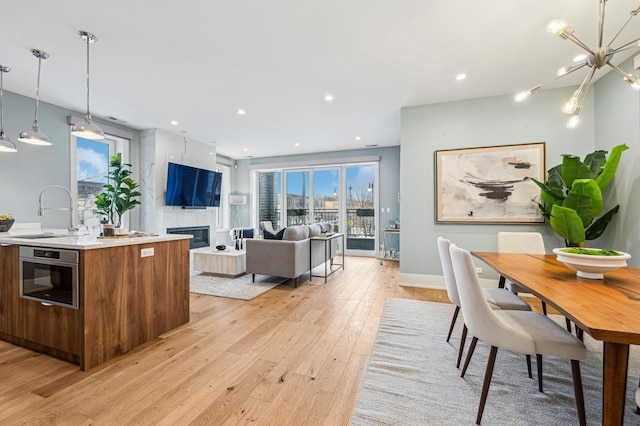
[166,226,210,249]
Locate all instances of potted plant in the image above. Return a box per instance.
[95,153,142,228]
[529,143,628,247]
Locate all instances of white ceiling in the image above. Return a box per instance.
[2,0,639,159]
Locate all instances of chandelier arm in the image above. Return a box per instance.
[611,36,640,53]
[577,68,597,106]
[554,62,588,79]
[598,0,606,48]
[607,15,634,47]
[564,33,596,55]
[607,62,633,79]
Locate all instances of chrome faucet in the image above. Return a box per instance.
[37,185,79,233]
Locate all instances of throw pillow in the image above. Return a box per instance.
[283,225,309,241]
[240,228,254,239]
[264,228,286,240]
[307,223,321,237]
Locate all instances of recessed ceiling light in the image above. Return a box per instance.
[324,94,334,102]
[237,109,246,115]
[455,74,466,81]
[294,142,300,147]
[170,120,178,126]
[243,148,248,152]
[573,54,587,62]
[355,136,361,141]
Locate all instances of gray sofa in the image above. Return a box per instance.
[245,223,337,287]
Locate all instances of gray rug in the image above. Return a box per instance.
[351,298,640,425]
[190,272,289,300]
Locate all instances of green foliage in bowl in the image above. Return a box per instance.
[563,248,621,256]
[0,213,13,220]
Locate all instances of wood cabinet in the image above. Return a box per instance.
[0,238,190,370]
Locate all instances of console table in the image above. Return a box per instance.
[310,233,345,283]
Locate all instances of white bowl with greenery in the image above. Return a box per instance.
[553,247,631,279]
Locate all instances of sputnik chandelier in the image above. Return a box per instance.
[515,0,640,128]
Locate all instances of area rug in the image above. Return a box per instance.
[189,272,289,300]
[350,298,640,425]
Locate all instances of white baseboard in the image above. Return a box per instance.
[399,273,499,290]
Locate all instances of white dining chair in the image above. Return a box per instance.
[450,243,587,425]
[498,231,574,334]
[437,237,532,370]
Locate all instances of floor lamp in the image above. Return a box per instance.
[229,194,246,229]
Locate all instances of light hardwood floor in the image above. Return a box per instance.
[0,256,530,425]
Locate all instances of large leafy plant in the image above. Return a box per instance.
[529,143,628,247]
[95,153,142,228]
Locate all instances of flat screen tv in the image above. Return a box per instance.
[165,162,222,207]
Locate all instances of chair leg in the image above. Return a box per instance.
[476,345,498,425]
[461,336,478,377]
[498,275,506,289]
[566,318,572,333]
[541,301,547,316]
[571,360,586,426]
[526,355,532,379]
[252,274,256,283]
[447,306,460,343]
[536,354,543,392]
[576,325,584,341]
[457,324,468,368]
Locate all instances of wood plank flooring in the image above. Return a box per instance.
[0,257,450,425]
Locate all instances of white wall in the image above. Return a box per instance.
[399,86,596,288]
[139,129,218,237]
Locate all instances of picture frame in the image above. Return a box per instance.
[435,142,545,223]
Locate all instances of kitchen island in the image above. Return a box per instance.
[0,230,191,370]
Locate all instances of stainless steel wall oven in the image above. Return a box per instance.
[19,246,79,309]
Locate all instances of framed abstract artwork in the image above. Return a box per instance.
[435,142,546,223]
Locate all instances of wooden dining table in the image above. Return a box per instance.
[473,252,640,426]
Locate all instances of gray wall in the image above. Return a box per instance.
[0,90,140,229]
[399,86,597,286]
[593,57,640,259]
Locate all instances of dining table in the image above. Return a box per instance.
[473,252,640,426]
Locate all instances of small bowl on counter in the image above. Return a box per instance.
[0,218,15,232]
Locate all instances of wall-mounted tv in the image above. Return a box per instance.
[165,162,222,207]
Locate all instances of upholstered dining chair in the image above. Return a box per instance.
[498,232,574,334]
[449,243,587,426]
[437,237,532,370]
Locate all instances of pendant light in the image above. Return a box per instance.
[18,49,51,145]
[0,65,17,153]
[71,31,104,140]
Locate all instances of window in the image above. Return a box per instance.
[72,133,129,231]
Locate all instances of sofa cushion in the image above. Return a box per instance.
[283,225,309,241]
[307,223,322,237]
[264,228,286,240]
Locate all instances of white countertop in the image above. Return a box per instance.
[0,228,192,250]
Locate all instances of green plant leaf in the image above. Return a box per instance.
[550,204,585,245]
[547,164,564,191]
[561,155,592,189]
[583,150,607,179]
[595,143,629,190]
[585,205,620,240]
[563,179,603,227]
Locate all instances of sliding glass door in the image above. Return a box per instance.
[254,163,377,256]
[345,165,376,255]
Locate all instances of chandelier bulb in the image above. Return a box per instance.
[567,115,580,129]
[514,84,541,102]
[547,19,570,36]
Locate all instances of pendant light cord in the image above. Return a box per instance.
[34,55,42,127]
[0,69,5,133]
[86,38,91,121]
